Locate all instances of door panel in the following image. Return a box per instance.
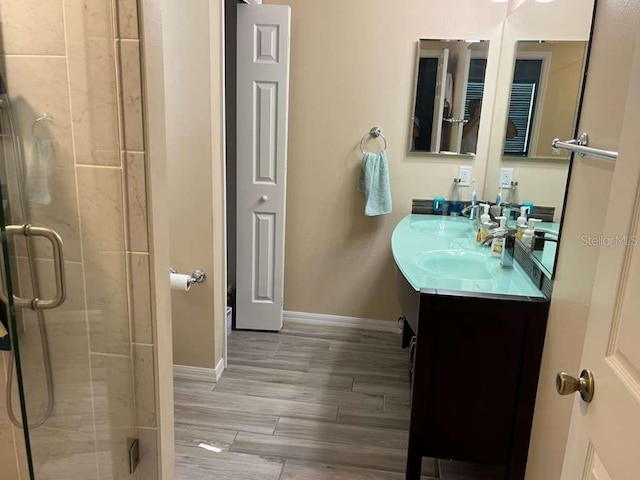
[585,449,613,480]
[254,81,278,184]
[236,4,290,331]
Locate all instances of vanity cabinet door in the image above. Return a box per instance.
[406,291,549,480]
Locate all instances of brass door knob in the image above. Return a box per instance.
[556,369,595,403]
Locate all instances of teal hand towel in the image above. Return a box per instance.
[358,150,392,216]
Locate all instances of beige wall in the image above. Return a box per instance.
[265,0,508,321]
[526,41,587,158]
[525,1,640,479]
[500,157,569,222]
[163,0,216,369]
[163,0,225,369]
[0,0,159,478]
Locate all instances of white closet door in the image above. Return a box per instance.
[430,48,449,152]
[236,3,290,331]
[453,50,471,152]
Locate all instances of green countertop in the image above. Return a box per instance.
[392,214,547,299]
[507,219,559,276]
[532,222,558,276]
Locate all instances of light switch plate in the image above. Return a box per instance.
[500,168,514,189]
[458,166,472,186]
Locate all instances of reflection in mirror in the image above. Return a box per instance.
[503,41,587,159]
[496,40,588,279]
[411,39,489,155]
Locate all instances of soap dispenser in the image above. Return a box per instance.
[522,218,542,250]
[491,216,507,257]
[477,203,491,243]
[516,206,529,239]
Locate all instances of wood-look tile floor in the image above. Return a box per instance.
[174,319,502,480]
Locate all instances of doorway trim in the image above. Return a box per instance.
[139,0,176,478]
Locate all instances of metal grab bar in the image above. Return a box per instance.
[0,224,67,310]
[551,132,618,161]
[443,117,469,124]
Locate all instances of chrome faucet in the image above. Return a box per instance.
[461,204,477,219]
[480,227,517,246]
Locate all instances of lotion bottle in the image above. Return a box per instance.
[522,218,542,250]
[478,204,491,243]
[516,206,529,240]
[491,216,507,257]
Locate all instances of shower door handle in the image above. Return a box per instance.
[0,224,67,310]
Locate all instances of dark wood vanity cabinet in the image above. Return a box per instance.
[397,270,550,480]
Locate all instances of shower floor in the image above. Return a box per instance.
[173,317,502,480]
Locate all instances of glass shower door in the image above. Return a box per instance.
[0,157,35,478]
[0,1,141,479]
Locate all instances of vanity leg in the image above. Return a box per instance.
[401,317,412,348]
[406,447,422,480]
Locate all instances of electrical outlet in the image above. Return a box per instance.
[500,168,514,189]
[458,166,472,186]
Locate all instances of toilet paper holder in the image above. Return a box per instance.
[170,267,207,286]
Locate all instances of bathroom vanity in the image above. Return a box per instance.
[393,214,550,480]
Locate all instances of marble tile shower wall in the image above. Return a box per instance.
[0,0,157,478]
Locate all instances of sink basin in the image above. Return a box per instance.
[409,220,470,238]
[417,250,497,280]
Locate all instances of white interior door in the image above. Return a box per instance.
[236,3,290,331]
[430,48,449,152]
[453,50,471,152]
[560,30,640,480]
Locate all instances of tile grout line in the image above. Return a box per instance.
[276,458,287,480]
[273,416,281,435]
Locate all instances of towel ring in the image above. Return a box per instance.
[32,113,51,137]
[360,126,387,155]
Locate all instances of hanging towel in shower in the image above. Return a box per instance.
[24,137,54,205]
[358,150,392,216]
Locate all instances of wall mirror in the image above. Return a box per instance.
[410,39,490,156]
[483,0,595,281]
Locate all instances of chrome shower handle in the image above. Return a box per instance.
[0,224,67,310]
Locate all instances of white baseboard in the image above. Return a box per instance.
[283,310,401,333]
[173,358,225,383]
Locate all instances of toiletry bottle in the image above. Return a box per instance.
[516,206,529,239]
[522,202,534,219]
[491,216,507,257]
[450,180,461,217]
[478,204,491,243]
[502,205,513,222]
[433,197,445,215]
[496,188,503,207]
[522,218,542,250]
